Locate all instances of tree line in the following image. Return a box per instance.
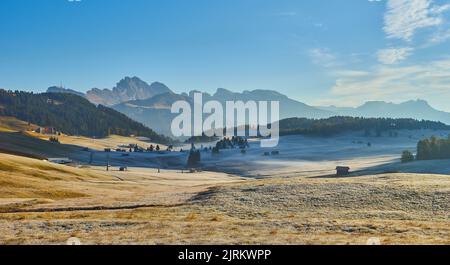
[279,116,450,137]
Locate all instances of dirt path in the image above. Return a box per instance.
[0,203,183,214]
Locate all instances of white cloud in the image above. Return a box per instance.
[308,48,338,68]
[383,0,449,41]
[429,28,450,44]
[314,0,450,110]
[377,47,414,64]
[430,3,450,13]
[317,58,450,109]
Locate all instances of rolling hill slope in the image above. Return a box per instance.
[0,116,38,132]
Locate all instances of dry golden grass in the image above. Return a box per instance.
[0,131,78,159]
[0,116,38,132]
[0,153,243,212]
[25,132,168,151]
[0,163,449,244]
[0,154,105,203]
[0,153,448,245]
[1,116,167,153]
[1,117,447,245]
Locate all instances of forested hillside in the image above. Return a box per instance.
[0,89,172,144]
[279,116,450,137]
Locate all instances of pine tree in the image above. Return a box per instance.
[401,150,414,163]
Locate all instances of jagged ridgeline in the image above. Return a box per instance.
[0,89,172,144]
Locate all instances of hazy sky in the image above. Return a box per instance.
[1,0,450,110]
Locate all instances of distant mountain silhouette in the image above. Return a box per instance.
[319,100,450,124]
[85,76,172,106]
[44,76,450,138]
[113,92,193,136]
[123,92,193,109]
[207,88,333,119]
[113,87,334,137]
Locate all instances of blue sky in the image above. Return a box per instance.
[1,0,450,110]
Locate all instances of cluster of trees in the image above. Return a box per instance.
[0,89,172,144]
[401,135,450,163]
[49,136,60,143]
[185,136,249,166]
[279,117,450,137]
[215,136,249,150]
[416,135,450,161]
[147,144,161,152]
[210,136,249,155]
[401,150,415,163]
[185,133,219,144]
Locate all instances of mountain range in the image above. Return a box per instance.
[86,77,172,106]
[112,87,335,136]
[318,100,450,125]
[45,76,450,137]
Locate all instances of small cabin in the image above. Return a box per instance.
[336,166,350,176]
[35,127,57,135]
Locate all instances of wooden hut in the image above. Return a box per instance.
[336,166,350,176]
